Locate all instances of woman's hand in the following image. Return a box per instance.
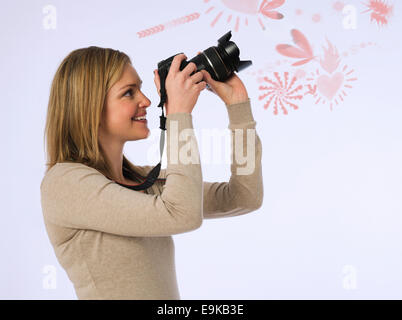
[153,53,207,115]
[197,52,249,105]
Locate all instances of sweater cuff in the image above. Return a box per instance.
[225,98,254,124]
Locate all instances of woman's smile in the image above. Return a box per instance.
[132,118,147,124]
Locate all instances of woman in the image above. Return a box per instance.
[40,46,263,299]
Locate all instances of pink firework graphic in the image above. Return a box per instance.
[362,0,393,26]
[258,72,304,115]
[204,0,285,32]
[305,40,357,111]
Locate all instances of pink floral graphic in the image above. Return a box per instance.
[276,29,315,66]
[312,13,322,23]
[257,29,358,114]
[204,0,285,31]
[220,0,260,14]
[319,40,341,74]
[307,39,356,111]
[137,13,200,38]
[333,1,345,12]
[258,0,285,19]
[218,0,285,18]
[305,62,357,111]
[362,0,393,26]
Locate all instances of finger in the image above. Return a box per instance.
[200,70,218,87]
[204,80,216,94]
[189,71,204,84]
[169,53,187,74]
[181,61,197,78]
[200,69,211,82]
[195,80,207,91]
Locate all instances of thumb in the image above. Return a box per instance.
[201,70,220,93]
[200,70,218,94]
[201,70,217,86]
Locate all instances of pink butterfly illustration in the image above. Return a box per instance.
[259,0,285,19]
[276,29,315,66]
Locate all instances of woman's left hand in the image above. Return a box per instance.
[197,52,249,105]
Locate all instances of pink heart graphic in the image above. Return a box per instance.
[317,72,344,100]
[221,0,260,14]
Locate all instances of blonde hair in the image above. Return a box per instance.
[43,46,145,182]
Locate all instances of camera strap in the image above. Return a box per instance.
[113,68,169,191]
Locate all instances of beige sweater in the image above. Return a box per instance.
[40,99,263,300]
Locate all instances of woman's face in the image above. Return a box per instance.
[100,63,151,143]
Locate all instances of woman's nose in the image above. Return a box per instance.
[141,96,151,108]
[145,96,151,107]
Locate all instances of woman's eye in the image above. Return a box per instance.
[123,89,134,97]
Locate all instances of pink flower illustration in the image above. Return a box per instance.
[205,0,285,31]
[305,40,357,111]
[258,0,285,19]
[276,29,315,66]
[333,1,345,12]
[320,39,341,74]
[272,30,358,112]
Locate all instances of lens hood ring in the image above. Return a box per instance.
[212,46,230,76]
[201,52,220,80]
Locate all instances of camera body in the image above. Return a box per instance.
[157,31,252,82]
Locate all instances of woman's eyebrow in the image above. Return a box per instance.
[119,80,143,91]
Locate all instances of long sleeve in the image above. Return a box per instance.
[157,98,263,219]
[202,98,263,218]
[40,112,203,237]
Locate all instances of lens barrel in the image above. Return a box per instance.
[157,30,252,82]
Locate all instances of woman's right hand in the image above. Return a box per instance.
[154,53,206,115]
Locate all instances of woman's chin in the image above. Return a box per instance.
[129,129,150,141]
[128,120,150,139]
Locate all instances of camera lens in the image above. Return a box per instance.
[157,30,252,82]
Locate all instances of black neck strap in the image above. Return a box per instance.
[113,68,169,191]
